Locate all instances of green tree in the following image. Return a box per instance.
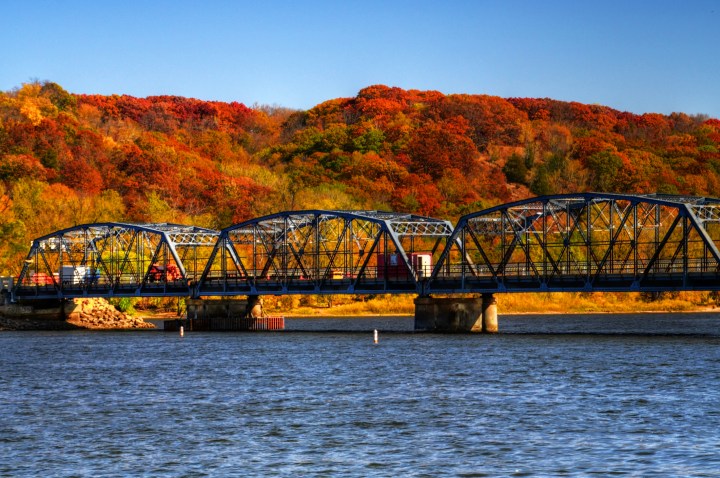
[40,81,77,112]
[503,153,528,184]
[530,165,552,195]
[586,150,624,192]
[352,128,385,153]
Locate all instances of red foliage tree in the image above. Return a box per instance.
[61,157,104,195]
[406,117,478,179]
[429,94,526,149]
[0,154,47,181]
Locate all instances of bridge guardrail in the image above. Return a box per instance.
[433,258,720,278]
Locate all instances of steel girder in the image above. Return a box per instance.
[427,193,720,294]
[196,210,454,296]
[13,223,220,300]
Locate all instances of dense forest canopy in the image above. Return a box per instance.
[0,81,718,275]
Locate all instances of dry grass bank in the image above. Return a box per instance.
[260,291,719,317]
[266,294,417,316]
[498,291,716,314]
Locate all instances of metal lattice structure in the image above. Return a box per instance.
[13,196,720,301]
[427,193,720,294]
[14,223,220,299]
[196,210,454,295]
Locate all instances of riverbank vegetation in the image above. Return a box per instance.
[123,291,720,319]
[2,81,719,313]
[258,291,719,316]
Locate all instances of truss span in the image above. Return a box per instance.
[12,195,720,301]
[427,193,720,294]
[196,210,454,295]
[14,223,220,299]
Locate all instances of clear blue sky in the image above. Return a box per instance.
[2,0,719,118]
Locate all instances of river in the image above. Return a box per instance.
[1,313,719,476]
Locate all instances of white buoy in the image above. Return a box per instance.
[373,329,378,344]
[180,325,184,337]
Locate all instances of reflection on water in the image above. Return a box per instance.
[1,313,719,476]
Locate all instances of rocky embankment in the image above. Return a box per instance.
[66,298,155,329]
[0,298,155,330]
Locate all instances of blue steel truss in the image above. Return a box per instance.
[426,193,720,294]
[196,210,454,295]
[12,194,720,301]
[14,223,220,299]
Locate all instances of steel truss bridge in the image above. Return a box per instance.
[11,193,720,301]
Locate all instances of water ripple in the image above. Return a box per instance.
[2,314,720,476]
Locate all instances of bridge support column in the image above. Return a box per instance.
[414,296,498,333]
[168,296,283,331]
[481,293,498,333]
[184,296,265,321]
[415,297,483,332]
[185,298,248,321]
[246,295,264,318]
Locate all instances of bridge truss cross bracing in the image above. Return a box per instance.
[11,195,720,301]
[196,210,455,296]
[14,223,220,300]
[426,193,720,294]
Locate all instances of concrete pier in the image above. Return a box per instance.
[169,296,284,331]
[481,293,498,333]
[186,298,249,321]
[246,296,265,318]
[414,294,498,333]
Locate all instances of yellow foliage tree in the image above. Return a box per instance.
[13,82,59,126]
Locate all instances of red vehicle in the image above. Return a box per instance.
[29,272,56,286]
[148,263,182,282]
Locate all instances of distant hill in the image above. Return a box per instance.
[0,81,718,273]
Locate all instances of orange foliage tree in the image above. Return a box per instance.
[2,80,720,275]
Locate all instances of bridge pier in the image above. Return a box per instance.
[414,293,498,333]
[246,295,265,318]
[481,293,498,333]
[168,296,283,331]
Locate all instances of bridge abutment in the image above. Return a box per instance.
[414,293,498,333]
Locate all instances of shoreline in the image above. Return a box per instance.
[282,308,719,318]
[2,308,717,331]
[3,293,718,331]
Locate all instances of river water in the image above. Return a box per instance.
[1,313,719,477]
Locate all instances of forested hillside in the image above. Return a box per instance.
[1,81,719,275]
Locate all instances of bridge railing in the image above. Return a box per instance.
[14,272,198,299]
[197,265,421,295]
[433,258,720,278]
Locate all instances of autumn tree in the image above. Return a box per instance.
[503,153,529,185]
[2,81,720,276]
[586,150,637,192]
[406,117,478,179]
